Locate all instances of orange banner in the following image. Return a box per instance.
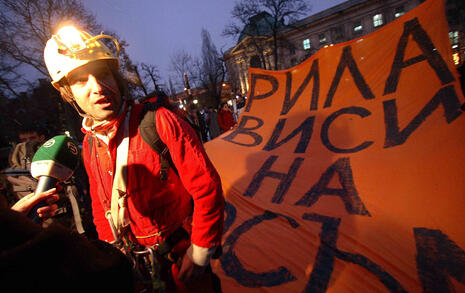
[205,0,465,291]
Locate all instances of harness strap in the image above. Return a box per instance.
[129,226,190,264]
[156,226,189,259]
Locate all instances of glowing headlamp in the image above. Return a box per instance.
[55,26,86,52]
[52,25,120,58]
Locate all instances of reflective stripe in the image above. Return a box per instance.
[135,231,163,239]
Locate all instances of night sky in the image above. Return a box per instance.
[81,0,346,85]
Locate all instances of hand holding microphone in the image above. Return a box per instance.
[11,188,59,219]
[26,135,81,223]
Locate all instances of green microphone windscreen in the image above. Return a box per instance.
[30,135,81,181]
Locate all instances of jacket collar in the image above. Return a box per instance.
[81,101,129,145]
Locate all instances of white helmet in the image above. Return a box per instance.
[44,26,120,89]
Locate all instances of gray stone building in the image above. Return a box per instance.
[224,0,464,96]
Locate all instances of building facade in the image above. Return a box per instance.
[224,0,464,96]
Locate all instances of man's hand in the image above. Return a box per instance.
[11,188,59,220]
[177,253,207,284]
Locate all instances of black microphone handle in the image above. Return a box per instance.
[28,176,59,224]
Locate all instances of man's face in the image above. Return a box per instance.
[18,131,44,143]
[67,61,122,122]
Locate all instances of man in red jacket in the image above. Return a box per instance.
[217,102,236,133]
[43,26,224,292]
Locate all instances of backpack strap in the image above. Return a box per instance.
[139,102,179,180]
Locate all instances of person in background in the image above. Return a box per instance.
[207,107,221,139]
[235,96,246,118]
[17,125,47,143]
[2,125,47,206]
[197,108,209,142]
[217,102,236,133]
[43,26,224,292]
[7,125,48,171]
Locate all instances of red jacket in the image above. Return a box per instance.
[82,104,224,249]
[217,109,235,132]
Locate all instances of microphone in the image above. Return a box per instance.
[28,135,81,223]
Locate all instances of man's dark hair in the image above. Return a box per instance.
[18,125,48,138]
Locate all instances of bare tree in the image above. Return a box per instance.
[0,0,99,82]
[0,0,97,137]
[0,0,136,98]
[169,30,226,107]
[166,77,177,100]
[223,56,242,96]
[223,0,311,70]
[0,53,22,98]
[0,0,140,139]
[140,63,161,93]
[199,29,226,107]
[169,49,198,91]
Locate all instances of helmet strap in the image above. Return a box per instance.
[69,99,89,118]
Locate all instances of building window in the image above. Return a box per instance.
[303,38,311,50]
[373,14,383,27]
[353,21,363,33]
[449,31,459,45]
[394,6,405,18]
[332,26,344,41]
[319,34,327,44]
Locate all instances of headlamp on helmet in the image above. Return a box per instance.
[44,25,120,89]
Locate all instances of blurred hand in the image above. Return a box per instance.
[177,253,207,284]
[11,188,59,220]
